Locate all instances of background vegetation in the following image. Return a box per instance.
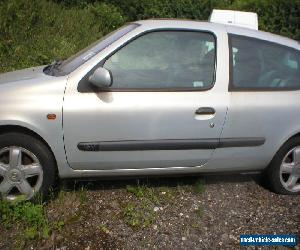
[0,0,299,73]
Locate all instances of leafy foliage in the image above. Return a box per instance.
[0,0,124,72]
[0,187,85,246]
[0,0,299,73]
[229,0,300,42]
[122,202,154,228]
[0,200,50,239]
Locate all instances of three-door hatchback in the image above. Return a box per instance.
[0,17,299,201]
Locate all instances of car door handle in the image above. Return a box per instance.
[195,107,215,115]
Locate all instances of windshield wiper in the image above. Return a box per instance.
[49,59,62,71]
[44,59,62,76]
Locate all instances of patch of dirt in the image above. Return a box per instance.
[0,174,299,249]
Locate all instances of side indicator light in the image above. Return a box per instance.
[47,114,56,120]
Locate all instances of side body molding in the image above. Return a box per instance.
[77,137,265,151]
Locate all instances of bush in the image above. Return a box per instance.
[61,0,300,40]
[107,0,299,40]
[105,0,213,21]
[0,0,299,73]
[88,2,124,35]
[229,0,300,40]
[0,0,125,72]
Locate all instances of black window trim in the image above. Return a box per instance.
[78,28,217,93]
[228,33,300,92]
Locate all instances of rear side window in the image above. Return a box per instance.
[103,30,216,90]
[229,34,300,90]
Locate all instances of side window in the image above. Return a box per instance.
[229,34,300,89]
[103,31,216,89]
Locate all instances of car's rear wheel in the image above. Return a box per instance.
[267,137,300,194]
[0,132,56,201]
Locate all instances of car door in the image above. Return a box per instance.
[63,24,229,170]
[206,31,300,172]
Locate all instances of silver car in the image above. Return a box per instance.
[0,19,299,201]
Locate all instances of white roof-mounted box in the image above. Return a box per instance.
[209,9,258,30]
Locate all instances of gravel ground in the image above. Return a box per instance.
[0,174,299,249]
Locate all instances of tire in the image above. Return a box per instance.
[0,132,56,201]
[266,136,300,195]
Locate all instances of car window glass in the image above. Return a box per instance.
[230,35,300,89]
[103,31,216,89]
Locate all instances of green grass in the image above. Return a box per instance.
[195,207,204,218]
[123,183,179,229]
[194,178,206,194]
[126,184,160,204]
[126,183,179,205]
[0,200,51,240]
[78,186,88,204]
[123,184,163,228]
[126,185,146,198]
[0,185,88,248]
[122,201,154,229]
[98,223,110,234]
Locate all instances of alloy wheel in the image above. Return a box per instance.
[279,146,300,192]
[0,146,43,201]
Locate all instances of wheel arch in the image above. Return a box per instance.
[288,131,300,140]
[279,130,300,152]
[0,124,58,170]
[266,130,300,169]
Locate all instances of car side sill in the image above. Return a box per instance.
[77,137,265,151]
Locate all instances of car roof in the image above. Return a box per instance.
[134,19,299,50]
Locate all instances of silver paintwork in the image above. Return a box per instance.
[0,66,69,176]
[280,147,300,192]
[63,20,229,172]
[0,147,43,201]
[0,20,299,182]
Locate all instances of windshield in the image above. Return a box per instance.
[44,23,139,76]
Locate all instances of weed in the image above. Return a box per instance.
[98,224,109,234]
[56,189,67,205]
[158,187,175,202]
[122,202,154,229]
[191,222,200,228]
[0,194,71,247]
[0,200,50,240]
[52,220,65,232]
[78,186,87,204]
[195,207,204,218]
[50,187,87,228]
[126,185,145,198]
[194,178,206,194]
[124,184,178,228]
[126,184,160,204]
[24,227,38,240]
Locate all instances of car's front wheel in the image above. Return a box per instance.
[0,132,56,201]
[267,136,300,195]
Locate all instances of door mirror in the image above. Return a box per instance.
[89,67,112,88]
